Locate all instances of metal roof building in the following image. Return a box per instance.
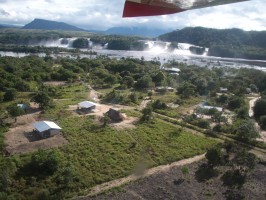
[78,101,97,109]
[33,121,62,138]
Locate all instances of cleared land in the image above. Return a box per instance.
[4,112,67,155]
[86,160,266,200]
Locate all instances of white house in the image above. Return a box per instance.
[77,101,96,113]
[33,121,62,138]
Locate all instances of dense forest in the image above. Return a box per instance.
[159,27,266,60]
[0,29,147,51]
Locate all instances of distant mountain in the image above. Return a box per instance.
[22,19,85,31]
[105,27,173,37]
[0,24,22,28]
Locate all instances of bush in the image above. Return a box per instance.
[222,168,247,187]
[206,146,222,167]
[4,88,17,101]
[259,115,266,130]
[195,119,210,129]
[152,99,167,109]
[236,120,259,142]
[30,150,60,175]
[253,99,266,119]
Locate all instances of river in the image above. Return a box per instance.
[1,47,266,72]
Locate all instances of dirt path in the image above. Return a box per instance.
[248,96,266,143]
[248,96,260,117]
[138,99,151,110]
[89,87,100,103]
[76,154,205,199]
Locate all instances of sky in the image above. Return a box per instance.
[0,0,265,31]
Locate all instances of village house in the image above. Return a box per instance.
[106,108,125,122]
[197,103,223,112]
[33,121,62,138]
[77,101,96,114]
[162,67,180,75]
[220,87,228,93]
[155,86,174,92]
[17,103,28,110]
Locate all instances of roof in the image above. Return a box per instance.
[163,68,180,73]
[107,108,124,121]
[198,104,223,112]
[17,104,27,109]
[78,101,96,109]
[33,121,62,132]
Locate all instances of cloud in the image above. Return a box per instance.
[0,8,9,16]
[0,0,265,31]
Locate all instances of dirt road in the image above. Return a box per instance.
[249,96,260,117]
[248,96,266,143]
[76,154,205,199]
[89,87,100,103]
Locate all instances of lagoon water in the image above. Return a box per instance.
[1,39,266,72]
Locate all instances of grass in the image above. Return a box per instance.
[1,85,219,199]
[58,116,218,192]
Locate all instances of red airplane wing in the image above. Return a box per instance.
[123,0,250,17]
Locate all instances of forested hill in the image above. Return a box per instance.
[23,19,85,32]
[159,27,266,60]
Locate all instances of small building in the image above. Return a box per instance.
[163,67,180,74]
[106,108,125,122]
[17,104,28,110]
[197,103,223,113]
[220,87,228,93]
[155,86,174,92]
[77,101,96,113]
[33,121,62,138]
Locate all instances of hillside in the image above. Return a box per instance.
[159,27,266,60]
[105,27,172,37]
[22,18,85,31]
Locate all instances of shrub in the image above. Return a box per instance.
[206,146,222,167]
[259,115,266,130]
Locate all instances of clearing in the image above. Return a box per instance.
[85,159,266,200]
[4,112,67,155]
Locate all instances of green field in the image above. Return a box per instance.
[1,114,218,199]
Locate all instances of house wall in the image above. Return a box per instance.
[50,129,60,136]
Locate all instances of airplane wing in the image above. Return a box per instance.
[123,0,250,17]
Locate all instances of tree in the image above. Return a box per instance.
[236,120,259,142]
[31,150,59,175]
[102,113,111,127]
[234,150,257,170]
[140,106,153,122]
[259,115,266,130]
[237,107,249,119]
[3,88,17,101]
[122,76,134,88]
[253,99,266,119]
[152,71,165,86]
[205,146,222,167]
[31,91,52,109]
[7,104,25,122]
[135,75,154,90]
[177,82,196,99]
[227,96,243,110]
[72,38,89,48]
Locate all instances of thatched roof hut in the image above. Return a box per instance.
[106,108,125,122]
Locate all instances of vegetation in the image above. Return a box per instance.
[159,27,266,60]
[0,43,266,199]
